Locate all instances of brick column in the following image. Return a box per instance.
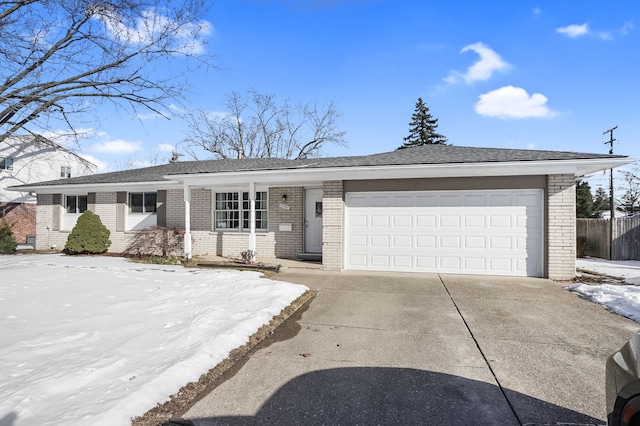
[322,180,343,271]
[547,174,576,280]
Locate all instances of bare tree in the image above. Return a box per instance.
[184,89,346,159]
[618,165,640,215]
[0,0,213,144]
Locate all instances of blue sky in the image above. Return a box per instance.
[55,0,638,194]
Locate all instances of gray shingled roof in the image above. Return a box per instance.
[11,144,627,188]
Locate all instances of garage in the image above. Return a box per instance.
[345,189,544,277]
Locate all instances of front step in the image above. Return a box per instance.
[297,253,322,262]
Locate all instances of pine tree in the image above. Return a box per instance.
[0,218,17,254]
[398,98,447,149]
[64,211,112,255]
[593,187,610,212]
[576,180,598,218]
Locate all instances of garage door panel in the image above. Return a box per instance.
[416,215,436,227]
[349,214,368,227]
[465,215,486,227]
[345,190,543,277]
[440,215,461,227]
[464,236,486,249]
[393,256,412,268]
[347,235,369,248]
[465,257,487,270]
[393,235,413,248]
[370,235,390,247]
[416,235,436,248]
[393,215,413,227]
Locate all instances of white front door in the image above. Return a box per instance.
[304,188,323,253]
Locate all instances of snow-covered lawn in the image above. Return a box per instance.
[0,254,308,426]
[568,257,640,323]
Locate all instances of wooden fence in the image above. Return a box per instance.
[577,217,640,260]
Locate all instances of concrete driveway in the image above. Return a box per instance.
[183,270,640,425]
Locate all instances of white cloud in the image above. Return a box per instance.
[80,154,110,172]
[90,139,143,154]
[475,86,556,119]
[532,7,541,17]
[444,42,509,84]
[157,144,174,152]
[556,23,589,38]
[620,21,634,35]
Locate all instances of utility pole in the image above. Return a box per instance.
[603,125,618,260]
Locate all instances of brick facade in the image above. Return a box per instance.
[0,202,36,244]
[547,174,576,280]
[322,180,344,270]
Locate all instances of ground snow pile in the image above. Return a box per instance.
[570,257,640,323]
[0,254,307,426]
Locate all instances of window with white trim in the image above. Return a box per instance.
[129,192,157,213]
[60,166,71,178]
[65,195,88,214]
[0,157,14,170]
[215,191,268,231]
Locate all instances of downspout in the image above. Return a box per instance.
[248,181,256,262]
[183,184,192,259]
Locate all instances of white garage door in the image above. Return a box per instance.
[345,190,543,277]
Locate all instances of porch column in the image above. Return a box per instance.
[183,185,192,259]
[248,182,257,262]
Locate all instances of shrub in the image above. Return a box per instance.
[576,236,592,258]
[123,226,184,257]
[64,210,111,255]
[0,218,17,254]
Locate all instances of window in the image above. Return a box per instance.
[215,191,268,231]
[61,166,71,178]
[243,192,268,230]
[65,195,88,214]
[0,157,14,170]
[129,192,157,213]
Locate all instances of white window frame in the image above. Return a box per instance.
[60,166,71,178]
[214,191,268,231]
[0,156,14,170]
[129,192,157,214]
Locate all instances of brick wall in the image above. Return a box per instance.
[322,180,344,270]
[35,194,66,250]
[269,187,303,258]
[547,174,576,280]
[0,202,36,244]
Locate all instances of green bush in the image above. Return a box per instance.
[64,210,112,255]
[0,218,17,254]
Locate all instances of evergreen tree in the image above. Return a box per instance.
[64,211,112,255]
[593,187,610,212]
[0,218,17,254]
[576,180,600,218]
[398,98,447,149]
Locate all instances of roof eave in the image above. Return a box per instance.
[167,157,635,187]
[8,180,182,194]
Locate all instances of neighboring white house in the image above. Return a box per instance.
[0,135,96,244]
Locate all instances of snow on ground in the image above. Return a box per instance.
[569,257,640,323]
[0,254,308,426]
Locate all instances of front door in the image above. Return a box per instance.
[304,188,323,253]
